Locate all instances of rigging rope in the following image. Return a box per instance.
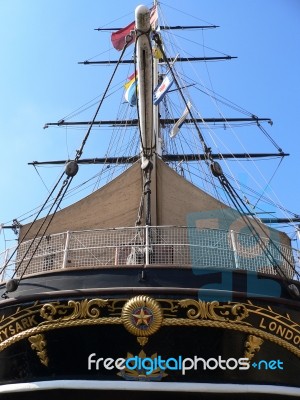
[257,122,282,153]
[253,156,284,209]
[218,173,300,281]
[11,176,73,281]
[153,32,211,160]
[75,44,130,161]
[1,41,130,297]
[153,26,299,285]
[0,171,65,278]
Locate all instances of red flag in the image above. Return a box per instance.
[111,21,135,51]
[111,6,157,51]
[150,5,158,29]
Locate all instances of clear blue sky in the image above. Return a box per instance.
[0,0,299,253]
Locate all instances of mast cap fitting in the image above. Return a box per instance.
[135,5,150,32]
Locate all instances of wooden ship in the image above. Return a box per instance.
[0,3,299,399]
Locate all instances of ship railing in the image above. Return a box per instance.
[0,247,17,283]
[0,226,298,281]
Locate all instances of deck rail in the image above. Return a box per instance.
[0,226,299,281]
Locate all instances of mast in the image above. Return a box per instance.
[152,1,161,157]
[152,0,160,225]
[135,5,155,225]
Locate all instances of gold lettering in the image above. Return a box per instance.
[259,318,267,329]
[28,315,38,327]
[285,329,293,341]
[21,318,30,329]
[0,328,9,339]
[294,336,300,345]
[269,321,277,331]
[9,325,15,335]
[258,317,300,349]
[276,325,286,337]
[0,315,39,341]
[15,322,23,333]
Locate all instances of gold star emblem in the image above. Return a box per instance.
[122,295,163,337]
[132,307,153,326]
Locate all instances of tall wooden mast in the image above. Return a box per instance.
[135,5,157,225]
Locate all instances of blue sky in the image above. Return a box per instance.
[0,0,299,253]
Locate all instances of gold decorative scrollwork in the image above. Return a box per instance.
[244,334,264,360]
[40,299,108,322]
[178,299,249,322]
[40,303,59,321]
[137,337,148,346]
[0,296,298,361]
[64,299,108,320]
[28,334,49,366]
[231,303,249,321]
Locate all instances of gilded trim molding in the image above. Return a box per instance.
[0,296,299,358]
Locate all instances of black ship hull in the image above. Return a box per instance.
[0,267,299,399]
[1,2,299,398]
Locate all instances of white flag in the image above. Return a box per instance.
[153,72,174,105]
[170,101,192,138]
